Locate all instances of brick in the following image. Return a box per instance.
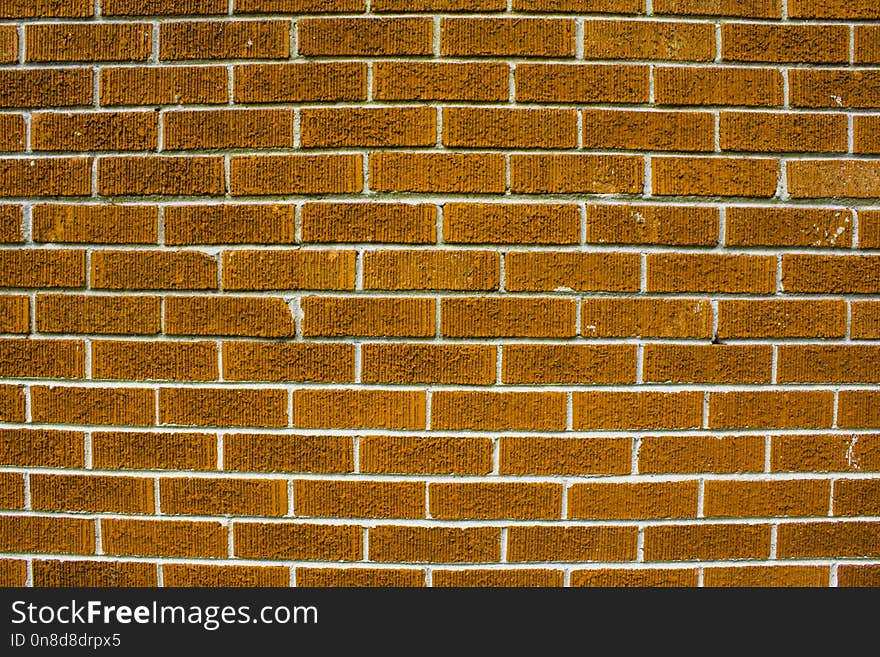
[31,474,154,514]
[644,524,771,561]
[164,109,294,150]
[718,300,846,339]
[302,203,436,244]
[644,344,773,384]
[721,112,847,153]
[430,483,562,520]
[0,1,93,17]
[294,480,424,519]
[91,251,217,290]
[370,153,505,194]
[224,434,353,473]
[0,561,24,586]
[301,18,433,55]
[782,255,880,294]
[431,391,566,431]
[0,115,25,151]
[508,526,637,562]
[441,18,575,57]
[0,385,24,422]
[0,69,92,108]
[652,157,778,197]
[234,63,366,103]
[654,66,784,107]
[224,343,354,383]
[499,437,631,476]
[369,526,499,563]
[789,161,880,199]
[503,344,637,384]
[838,566,880,587]
[654,0,780,17]
[573,391,703,430]
[583,20,714,61]
[0,205,22,242]
[771,434,880,473]
[569,482,698,520]
[93,431,217,471]
[727,207,852,248]
[36,295,161,335]
[639,435,765,474]
[442,297,577,338]
[516,64,649,104]
[722,24,848,63]
[839,391,880,429]
[165,296,294,338]
[101,66,228,106]
[0,472,24,508]
[582,298,713,339]
[0,249,85,288]
[0,516,94,554]
[231,155,362,195]
[855,116,880,154]
[234,523,361,560]
[709,391,835,429]
[363,250,499,291]
[779,346,880,384]
[374,62,508,102]
[159,388,287,428]
[510,154,643,194]
[789,0,880,18]
[236,0,365,11]
[705,480,830,518]
[506,252,641,292]
[855,26,880,64]
[647,253,776,293]
[292,390,426,430]
[443,203,579,245]
[302,297,435,337]
[165,205,294,245]
[361,343,496,385]
[32,386,155,426]
[164,564,288,587]
[161,478,287,516]
[790,70,880,109]
[223,250,355,291]
[33,560,157,587]
[0,158,91,197]
[586,205,718,246]
[92,340,218,382]
[444,108,578,149]
[0,296,28,333]
[302,107,437,148]
[33,204,158,244]
[361,436,493,475]
[703,566,829,588]
[0,429,85,467]
[571,568,698,587]
[98,156,224,196]
[835,480,880,517]
[296,568,425,587]
[102,519,226,558]
[0,339,84,378]
[160,20,289,60]
[434,569,562,587]
[26,23,151,62]
[583,109,714,152]
[103,0,227,15]
[853,302,880,339]
[777,521,880,558]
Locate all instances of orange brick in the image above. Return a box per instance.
[855,116,880,154]
[788,161,880,199]
[503,344,636,384]
[703,566,828,587]
[443,203,579,244]
[441,18,575,57]
[510,154,643,194]
[506,252,641,292]
[777,521,880,558]
[370,153,506,194]
[360,436,493,475]
[790,70,880,109]
[32,386,154,426]
[573,391,703,430]
[516,63,650,103]
[705,480,830,518]
[0,385,24,422]
[779,346,880,384]
[93,431,217,471]
[33,560,157,587]
[0,69,92,108]
[571,568,698,587]
[302,107,436,148]
[103,0,227,14]
[224,342,354,383]
[771,434,880,473]
[300,18,432,55]
[294,480,424,519]
[431,391,566,431]
[789,0,880,18]
[363,250,499,291]
[717,300,846,339]
[583,109,714,152]
[709,391,834,429]
[0,428,85,467]
[159,388,287,428]
[442,297,576,338]
[102,519,226,558]
[647,253,776,293]
[237,0,365,11]
[231,154,362,195]
[0,339,84,378]
[164,109,294,150]
[499,437,631,476]
[33,204,158,244]
[296,568,425,587]
[443,107,577,149]
[234,63,366,103]
[434,569,562,587]
[165,296,294,338]
[853,301,880,339]
[838,566,880,587]
[164,564,288,587]
[92,340,218,382]
[569,481,698,520]
[224,434,352,473]
[839,391,880,429]
[234,522,361,560]
[302,297,435,337]
[0,249,85,288]
[292,390,425,430]
[585,204,718,246]
[782,255,880,294]
[32,109,158,150]
[0,516,94,554]
[373,62,508,102]
[430,482,562,520]
[652,157,778,196]
[644,524,771,561]
[26,23,151,62]
[0,205,22,242]
[508,526,637,562]
[361,343,496,385]
[161,478,287,516]
[99,156,224,196]
[854,26,880,64]
[582,298,713,339]
[165,205,294,245]
[0,157,91,197]
[726,207,852,247]
[654,0,780,17]
[36,295,160,335]
[302,203,436,244]
[31,474,153,514]
[2,561,25,586]
[368,526,499,563]
[834,480,880,517]
[639,435,765,474]
[91,250,217,290]
[583,20,714,61]
[0,295,28,333]
[0,1,93,17]
[376,0,502,9]
[160,20,289,60]
[0,472,24,508]
[721,112,847,153]
[654,66,784,107]
[100,66,228,106]
[223,250,355,291]
[0,115,25,151]
[644,344,772,384]
[722,23,848,63]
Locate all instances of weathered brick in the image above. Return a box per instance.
[31,474,154,514]
[302,203,436,244]
[223,250,355,291]
[374,62,508,102]
[709,391,835,429]
[789,0,880,18]
[434,569,562,587]
[161,478,287,516]
[571,568,698,587]
[788,161,880,199]
[654,66,784,107]
[302,107,437,148]
[854,26,880,65]
[726,207,852,247]
[430,482,561,520]
[583,109,714,152]
[505,252,641,292]
[722,23,848,63]
[26,23,151,62]
[93,431,217,471]
[443,203,580,244]
[510,154,643,194]
[31,386,155,426]
[301,18,433,56]
[31,110,157,152]
[370,153,506,194]
[101,66,228,106]
[502,344,637,384]
[224,434,353,473]
[224,342,354,383]
[639,435,765,474]
[585,204,719,246]
[0,115,25,151]
[165,296,294,338]
[782,255,880,294]
[0,385,24,422]
[703,566,828,587]
[0,429,85,467]
[294,480,424,519]
[363,250,499,291]
[790,70,880,109]
[0,1,93,18]
[0,69,93,108]
[583,20,714,61]
[103,0,227,14]
[717,299,846,339]
[160,20,289,60]
[368,526,499,563]
[302,297,435,337]
[0,249,85,288]
[360,436,493,475]
[231,155,362,195]
[854,116,880,154]
[1,562,27,586]
[644,344,773,384]
[36,295,160,335]
[569,482,699,520]
[164,109,294,150]
[516,64,649,104]
[33,205,158,244]
[0,158,91,197]
[234,523,361,560]
[376,0,502,9]
[91,250,217,290]
[779,346,880,383]
[234,63,366,103]
[0,296,28,333]
[852,301,880,339]
[838,566,880,587]
[644,524,771,561]
[361,343,496,385]
[508,526,638,562]
[431,391,566,431]
[582,298,713,339]
[834,480,880,517]
[573,391,703,430]
[441,18,575,57]
[441,297,576,338]
[777,521,880,558]
[771,434,880,473]
[646,253,776,293]
[0,516,94,554]
[0,205,22,242]
[159,388,287,428]
[654,0,780,17]
[499,437,631,476]
[92,340,218,382]
[292,390,426,430]
[444,108,578,149]
[652,157,778,196]
[33,560,157,587]
[98,156,224,196]
[720,112,848,153]
[704,480,830,518]
[0,339,84,378]
[165,205,294,245]
[164,564,288,587]
[0,472,24,508]
[236,0,365,11]
[296,568,425,587]
[839,391,880,429]
[102,519,226,558]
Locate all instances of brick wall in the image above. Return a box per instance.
[1,0,879,588]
